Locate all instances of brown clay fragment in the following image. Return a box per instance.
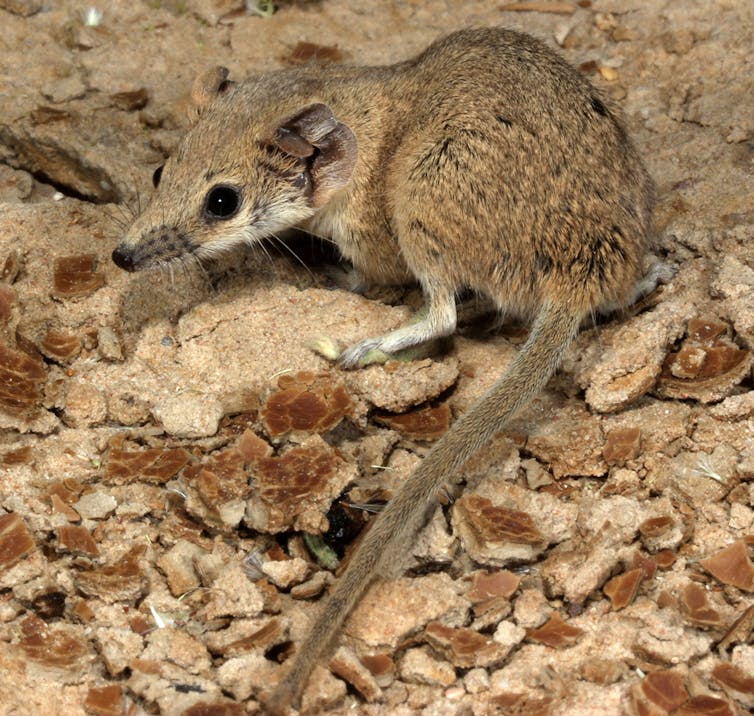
[603,568,643,610]
[18,614,92,670]
[631,670,688,713]
[261,371,351,437]
[655,549,677,569]
[374,402,452,441]
[679,582,722,628]
[423,621,509,667]
[39,328,81,363]
[456,494,544,545]
[187,446,250,516]
[717,603,754,651]
[0,341,46,415]
[639,515,674,538]
[711,662,754,708]
[52,254,105,299]
[656,318,753,403]
[104,445,191,485]
[603,427,641,464]
[1,445,34,466]
[57,525,99,557]
[467,570,521,602]
[0,283,14,324]
[675,695,734,716]
[84,684,124,716]
[247,436,355,533]
[329,647,383,702]
[700,540,754,591]
[360,652,394,683]
[76,545,147,602]
[0,512,36,570]
[237,429,273,462]
[526,612,583,647]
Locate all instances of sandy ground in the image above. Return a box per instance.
[0,0,753,714]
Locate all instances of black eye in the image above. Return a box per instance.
[152,164,164,188]
[204,185,242,219]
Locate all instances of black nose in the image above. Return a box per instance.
[112,245,135,272]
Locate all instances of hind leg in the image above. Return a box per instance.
[599,259,676,314]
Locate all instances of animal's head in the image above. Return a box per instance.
[112,66,358,272]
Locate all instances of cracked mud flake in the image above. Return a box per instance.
[84,684,124,716]
[57,525,99,557]
[261,370,352,437]
[639,515,675,538]
[679,582,723,628]
[466,570,521,602]
[712,662,754,707]
[0,341,46,415]
[631,670,688,713]
[656,317,753,402]
[186,446,248,506]
[360,652,395,682]
[329,646,382,703]
[455,494,544,545]
[374,402,452,440]
[603,567,644,610]
[206,617,286,657]
[75,545,147,602]
[38,328,81,363]
[0,283,14,323]
[0,512,36,571]
[1,444,34,465]
[700,540,754,591]
[603,427,642,465]
[675,696,736,716]
[52,253,105,299]
[236,428,273,462]
[104,441,191,485]
[18,613,92,671]
[422,621,509,668]
[655,549,678,569]
[246,435,356,533]
[526,612,583,647]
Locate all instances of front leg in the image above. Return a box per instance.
[338,281,457,368]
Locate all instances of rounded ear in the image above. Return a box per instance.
[272,103,358,207]
[190,66,234,117]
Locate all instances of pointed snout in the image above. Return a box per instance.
[111,244,136,272]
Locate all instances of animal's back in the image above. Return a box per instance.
[384,27,653,315]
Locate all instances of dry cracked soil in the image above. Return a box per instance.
[0,1,753,715]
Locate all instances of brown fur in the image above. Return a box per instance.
[113,28,667,713]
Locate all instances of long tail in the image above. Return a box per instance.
[265,300,582,713]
